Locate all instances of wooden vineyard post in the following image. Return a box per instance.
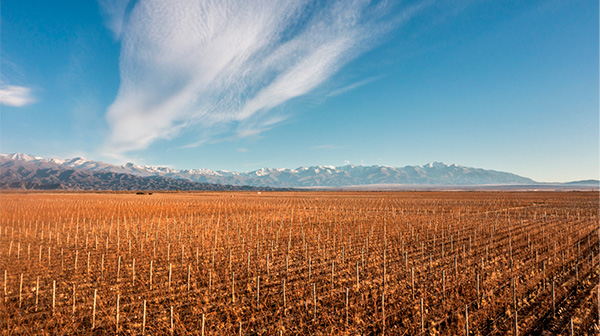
[201,313,205,336]
[420,297,424,336]
[239,321,242,336]
[266,254,270,276]
[35,276,39,311]
[465,305,469,336]
[187,264,191,293]
[345,287,349,329]
[256,276,261,305]
[149,260,153,290]
[142,300,147,335]
[455,255,458,276]
[442,270,446,304]
[282,279,286,313]
[117,256,121,283]
[383,248,386,290]
[52,280,56,314]
[232,272,236,303]
[512,277,518,336]
[18,273,23,308]
[92,289,97,329]
[170,306,174,335]
[331,260,335,292]
[362,246,365,270]
[4,270,7,302]
[132,258,136,285]
[476,273,480,308]
[569,318,573,336]
[72,283,76,315]
[356,262,360,288]
[169,263,172,289]
[382,292,385,335]
[116,294,120,333]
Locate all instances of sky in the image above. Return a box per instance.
[0,0,598,182]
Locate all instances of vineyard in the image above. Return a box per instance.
[0,191,598,335]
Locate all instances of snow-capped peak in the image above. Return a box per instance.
[255,168,274,176]
[48,158,66,165]
[64,157,92,165]
[422,162,452,168]
[7,153,43,162]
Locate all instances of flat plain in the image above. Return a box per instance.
[0,191,597,335]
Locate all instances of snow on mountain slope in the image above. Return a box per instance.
[0,155,278,191]
[3,153,44,161]
[1,153,537,187]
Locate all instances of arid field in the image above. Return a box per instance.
[0,191,598,335]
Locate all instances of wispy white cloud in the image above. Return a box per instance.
[327,76,383,97]
[0,85,35,107]
[102,0,427,154]
[179,139,206,149]
[97,0,132,39]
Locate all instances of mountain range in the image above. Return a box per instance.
[2,152,596,191]
[0,154,279,191]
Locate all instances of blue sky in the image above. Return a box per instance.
[1,0,598,182]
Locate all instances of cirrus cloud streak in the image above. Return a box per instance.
[102,0,426,153]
